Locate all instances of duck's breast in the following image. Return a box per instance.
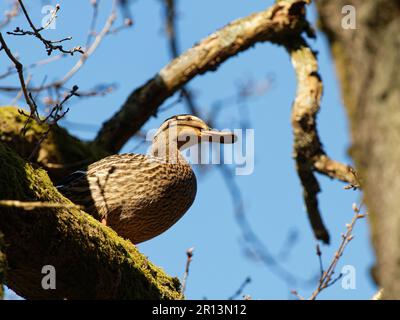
[90,155,197,243]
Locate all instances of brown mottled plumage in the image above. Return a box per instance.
[58,115,236,244]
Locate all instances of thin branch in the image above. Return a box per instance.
[292,203,366,300]
[162,0,198,116]
[26,85,79,161]
[228,277,251,300]
[8,1,83,56]
[38,3,59,32]
[86,0,100,47]
[372,289,384,300]
[291,290,306,300]
[0,0,130,94]
[0,32,40,122]
[0,200,82,210]
[181,247,194,295]
[10,73,31,106]
[0,31,79,138]
[316,244,324,279]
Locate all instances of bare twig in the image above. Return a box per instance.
[181,247,194,295]
[161,0,198,116]
[291,290,306,300]
[293,203,366,300]
[0,200,83,210]
[310,209,366,299]
[86,0,100,47]
[10,73,31,106]
[0,32,40,122]
[316,244,324,279]
[228,277,251,300]
[39,3,59,31]
[26,85,79,161]
[0,0,129,95]
[372,289,384,300]
[8,1,83,56]
[1,31,79,134]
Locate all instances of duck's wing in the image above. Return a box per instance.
[56,154,151,218]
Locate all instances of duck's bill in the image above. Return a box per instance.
[200,130,237,144]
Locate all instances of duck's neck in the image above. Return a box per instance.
[150,134,187,164]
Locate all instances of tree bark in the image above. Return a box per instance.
[316,0,400,298]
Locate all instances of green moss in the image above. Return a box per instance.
[0,142,28,200]
[82,215,183,299]
[0,106,108,182]
[0,105,47,135]
[0,142,182,299]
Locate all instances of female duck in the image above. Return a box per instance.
[58,115,236,244]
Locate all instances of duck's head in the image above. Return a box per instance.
[151,115,237,157]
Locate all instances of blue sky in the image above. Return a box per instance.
[0,0,376,299]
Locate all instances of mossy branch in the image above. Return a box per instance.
[0,106,108,182]
[0,142,182,299]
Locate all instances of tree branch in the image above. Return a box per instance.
[94,0,311,153]
[0,107,107,182]
[0,32,40,122]
[284,37,359,243]
[0,142,182,299]
[9,1,83,56]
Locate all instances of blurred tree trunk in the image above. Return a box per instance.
[316,0,400,298]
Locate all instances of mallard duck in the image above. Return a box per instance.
[58,115,236,244]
